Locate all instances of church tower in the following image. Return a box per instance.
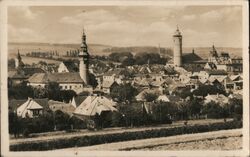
[79,28,89,85]
[173,26,182,67]
[15,49,24,69]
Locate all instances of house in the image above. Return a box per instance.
[150,79,168,92]
[102,81,119,94]
[73,95,117,118]
[28,72,86,94]
[58,61,79,73]
[230,75,243,90]
[157,95,182,103]
[228,93,242,100]
[102,68,127,84]
[48,100,76,116]
[22,67,45,77]
[204,62,217,70]
[186,76,202,90]
[16,98,49,118]
[204,94,229,106]
[135,89,162,102]
[8,69,28,86]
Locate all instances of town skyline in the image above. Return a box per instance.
[8,5,242,48]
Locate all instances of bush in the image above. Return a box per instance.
[10,120,242,151]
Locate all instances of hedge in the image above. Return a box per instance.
[10,120,242,151]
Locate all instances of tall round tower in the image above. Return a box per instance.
[79,28,89,85]
[173,27,182,67]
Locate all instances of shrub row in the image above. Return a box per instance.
[10,120,242,151]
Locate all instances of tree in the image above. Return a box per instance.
[60,90,77,103]
[188,98,203,119]
[8,58,15,68]
[121,57,135,66]
[33,86,46,98]
[173,87,193,99]
[110,83,137,102]
[143,92,158,102]
[117,102,145,127]
[176,101,190,120]
[201,101,227,119]
[8,82,34,99]
[193,84,226,97]
[109,52,133,62]
[226,98,243,120]
[89,73,98,88]
[134,52,166,65]
[45,82,61,101]
[151,102,175,124]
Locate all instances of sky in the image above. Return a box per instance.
[8,5,242,48]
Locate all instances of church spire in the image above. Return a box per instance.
[17,49,21,60]
[79,27,90,85]
[15,49,24,68]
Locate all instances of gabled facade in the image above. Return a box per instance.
[16,98,48,118]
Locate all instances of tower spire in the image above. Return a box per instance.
[79,27,90,85]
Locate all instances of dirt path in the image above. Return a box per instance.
[56,129,242,151]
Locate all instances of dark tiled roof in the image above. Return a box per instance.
[28,72,84,84]
[73,96,88,107]
[206,70,228,75]
[63,61,79,72]
[22,67,45,76]
[182,53,203,63]
[8,69,27,79]
[9,99,26,112]
[167,95,182,102]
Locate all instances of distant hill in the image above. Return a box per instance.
[8,42,242,59]
[8,42,112,58]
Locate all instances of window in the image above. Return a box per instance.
[65,86,67,89]
[69,85,72,89]
[32,109,41,116]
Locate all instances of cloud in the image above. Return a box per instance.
[182,14,196,21]
[60,9,119,25]
[9,6,42,20]
[8,24,45,42]
[199,6,241,22]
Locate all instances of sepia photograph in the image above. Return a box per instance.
[0,0,249,156]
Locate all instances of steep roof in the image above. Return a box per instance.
[62,61,79,72]
[22,67,45,76]
[72,96,88,107]
[9,98,49,112]
[205,70,228,75]
[74,96,117,116]
[8,69,27,79]
[182,53,203,63]
[102,81,119,88]
[167,95,182,102]
[28,72,84,84]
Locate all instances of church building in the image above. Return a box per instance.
[28,28,92,94]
